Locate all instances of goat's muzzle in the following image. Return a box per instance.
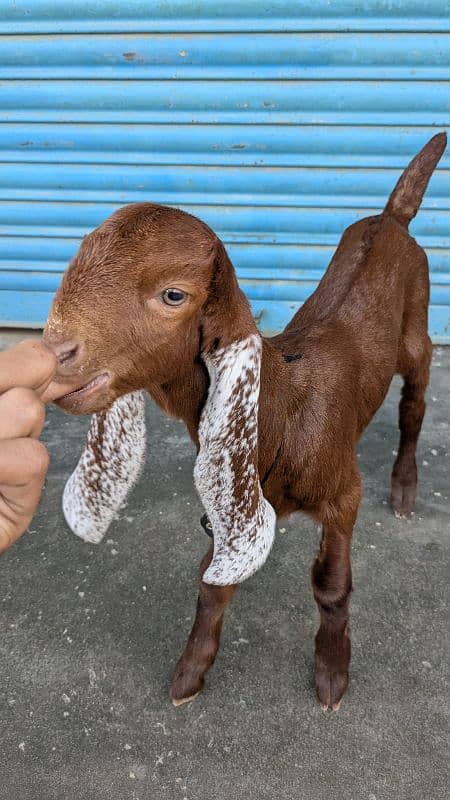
[42,332,112,413]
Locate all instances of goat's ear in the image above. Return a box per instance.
[194,240,276,585]
[200,238,255,352]
[62,391,146,543]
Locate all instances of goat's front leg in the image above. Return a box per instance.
[170,543,237,706]
[312,477,361,712]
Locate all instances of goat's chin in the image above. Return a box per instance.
[54,372,114,415]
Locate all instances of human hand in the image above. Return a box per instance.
[0,340,57,553]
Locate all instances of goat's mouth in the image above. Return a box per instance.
[55,372,111,412]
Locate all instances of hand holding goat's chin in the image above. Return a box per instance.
[43,133,446,711]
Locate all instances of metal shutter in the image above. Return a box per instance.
[0,1,449,340]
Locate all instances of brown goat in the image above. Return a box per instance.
[43,132,446,711]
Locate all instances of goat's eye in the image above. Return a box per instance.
[161,288,187,306]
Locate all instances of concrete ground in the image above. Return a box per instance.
[0,331,448,800]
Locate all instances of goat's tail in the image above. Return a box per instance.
[384,132,447,228]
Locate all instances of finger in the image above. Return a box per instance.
[0,340,57,397]
[0,437,50,488]
[0,387,46,440]
[0,474,45,553]
[41,378,75,403]
[0,438,49,553]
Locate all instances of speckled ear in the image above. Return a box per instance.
[62,391,146,543]
[193,334,276,586]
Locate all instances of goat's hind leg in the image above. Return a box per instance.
[391,336,431,518]
[170,543,237,707]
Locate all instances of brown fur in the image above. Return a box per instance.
[44,133,446,710]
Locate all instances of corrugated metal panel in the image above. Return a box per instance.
[0,1,449,340]
[0,1,448,33]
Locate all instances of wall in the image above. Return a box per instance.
[0,1,448,338]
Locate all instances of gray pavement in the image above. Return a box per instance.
[0,331,448,800]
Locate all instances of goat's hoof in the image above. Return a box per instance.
[320,700,341,713]
[170,665,204,708]
[390,481,416,518]
[315,667,348,712]
[171,691,200,708]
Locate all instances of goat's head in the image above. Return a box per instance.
[44,203,253,415]
[43,204,275,585]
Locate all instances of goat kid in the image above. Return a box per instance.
[43,133,447,710]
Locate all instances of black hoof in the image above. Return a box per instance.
[200,514,213,538]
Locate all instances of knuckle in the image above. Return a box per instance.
[0,524,15,554]
[25,439,50,479]
[8,387,45,431]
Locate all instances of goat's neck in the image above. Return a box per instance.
[146,359,209,444]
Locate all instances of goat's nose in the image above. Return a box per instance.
[51,340,82,368]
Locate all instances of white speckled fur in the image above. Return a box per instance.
[194,335,276,585]
[63,391,146,543]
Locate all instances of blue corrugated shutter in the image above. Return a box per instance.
[0,1,449,340]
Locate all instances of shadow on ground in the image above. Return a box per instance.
[0,344,448,800]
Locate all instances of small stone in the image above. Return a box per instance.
[78,591,85,599]
[124,744,132,750]
[129,771,136,779]
[422,460,429,466]
[61,693,71,705]
[422,661,432,669]
[433,492,442,497]
[110,549,119,556]
[279,527,286,533]
[18,742,25,752]
[88,668,98,687]
[430,449,438,456]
